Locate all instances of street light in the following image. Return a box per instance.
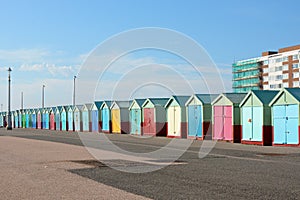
[72,76,77,131]
[7,67,12,130]
[73,76,77,107]
[41,85,45,129]
[42,85,45,109]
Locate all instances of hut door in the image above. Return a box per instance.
[274,104,299,144]
[213,106,224,139]
[82,111,89,131]
[252,107,263,141]
[61,112,67,131]
[74,112,80,131]
[168,106,181,136]
[92,110,98,132]
[102,108,109,131]
[50,113,55,130]
[223,106,233,140]
[55,113,60,130]
[68,112,73,131]
[143,108,155,135]
[242,106,252,140]
[112,109,121,133]
[130,109,141,135]
[286,104,299,144]
[188,105,202,137]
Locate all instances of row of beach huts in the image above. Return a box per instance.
[1,88,300,146]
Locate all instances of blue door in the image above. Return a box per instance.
[15,115,19,128]
[61,112,67,131]
[82,111,89,131]
[32,114,36,128]
[68,111,73,131]
[273,105,286,144]
[102,108,109,131]
[252,107,263,141]
[242,106,252,140]
[26,114,30,128]
[188,105,202,137]
[92,110,98,132]
[19,114,22,128]
[55,113,60,130]
[130,109,141,135]
[273,104,299,144]
[286,104,299,144]
[74,112,81,131]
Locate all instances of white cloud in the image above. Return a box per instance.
[0,49,49,63]
[47,64,76,77]
[19,63,45,71]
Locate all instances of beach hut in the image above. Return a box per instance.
[269,88,300,146]
[49,107,56,130]
[142,98,169,136]
[165,96,190,138]
[240,90,278,146]
[21,110,26,128]
[91,101,103,132]
[31,109,37,129]
[0,112,3,127]
[55,106,62,131]
[42,108,50,129]
[101,101,112,133]
[129,99,146,135]
[82,103,93,132]
[67,106,74,131]
[25,109,31,128]
[74,105,83,132]
[14,111,19,128]
[110,101,131,134]
[185,94,218,140]
[211,93,247,143]
[37,109,42,129]
[60,106,68,131]
[18,111,22,128]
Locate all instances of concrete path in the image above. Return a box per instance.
[0,136,150,200]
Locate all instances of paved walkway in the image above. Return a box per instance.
[0,136,150,200]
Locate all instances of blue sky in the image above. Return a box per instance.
[1,0,300,110]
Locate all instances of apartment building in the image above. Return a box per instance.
[233,44,300,92]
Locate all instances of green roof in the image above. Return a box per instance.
[252,90,278,104]
[285,88,300,102]
[223,93,247,104]
[195,94,219,104]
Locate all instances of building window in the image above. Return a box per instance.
[275,58,282,63]
[263,85,268,90]
[283,82,289,88]
[263,68,268,73]
[275,75,283,81]
[293,63,299,69]
[275,66,282,71]
[293,54,298,60]
[263,60,269,65]
[293,72,299,78]
[283,56,288,62]
[263,76,268,82]
[283,64,289,70]
[293,81,299,87]
[283,74,289,79]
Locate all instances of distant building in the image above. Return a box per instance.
[232,44,300,92]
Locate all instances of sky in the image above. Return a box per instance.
[1,0,300,111]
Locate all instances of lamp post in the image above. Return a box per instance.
[41,85,45,129]
[73,76,76,107]
[72,76,76,131]
[7,67,12,130]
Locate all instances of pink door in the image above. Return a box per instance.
[37,114,41,129]
[213,106,224,139]
[143,108,156,135]
[50,114,55,130]
[223,106,233,140]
